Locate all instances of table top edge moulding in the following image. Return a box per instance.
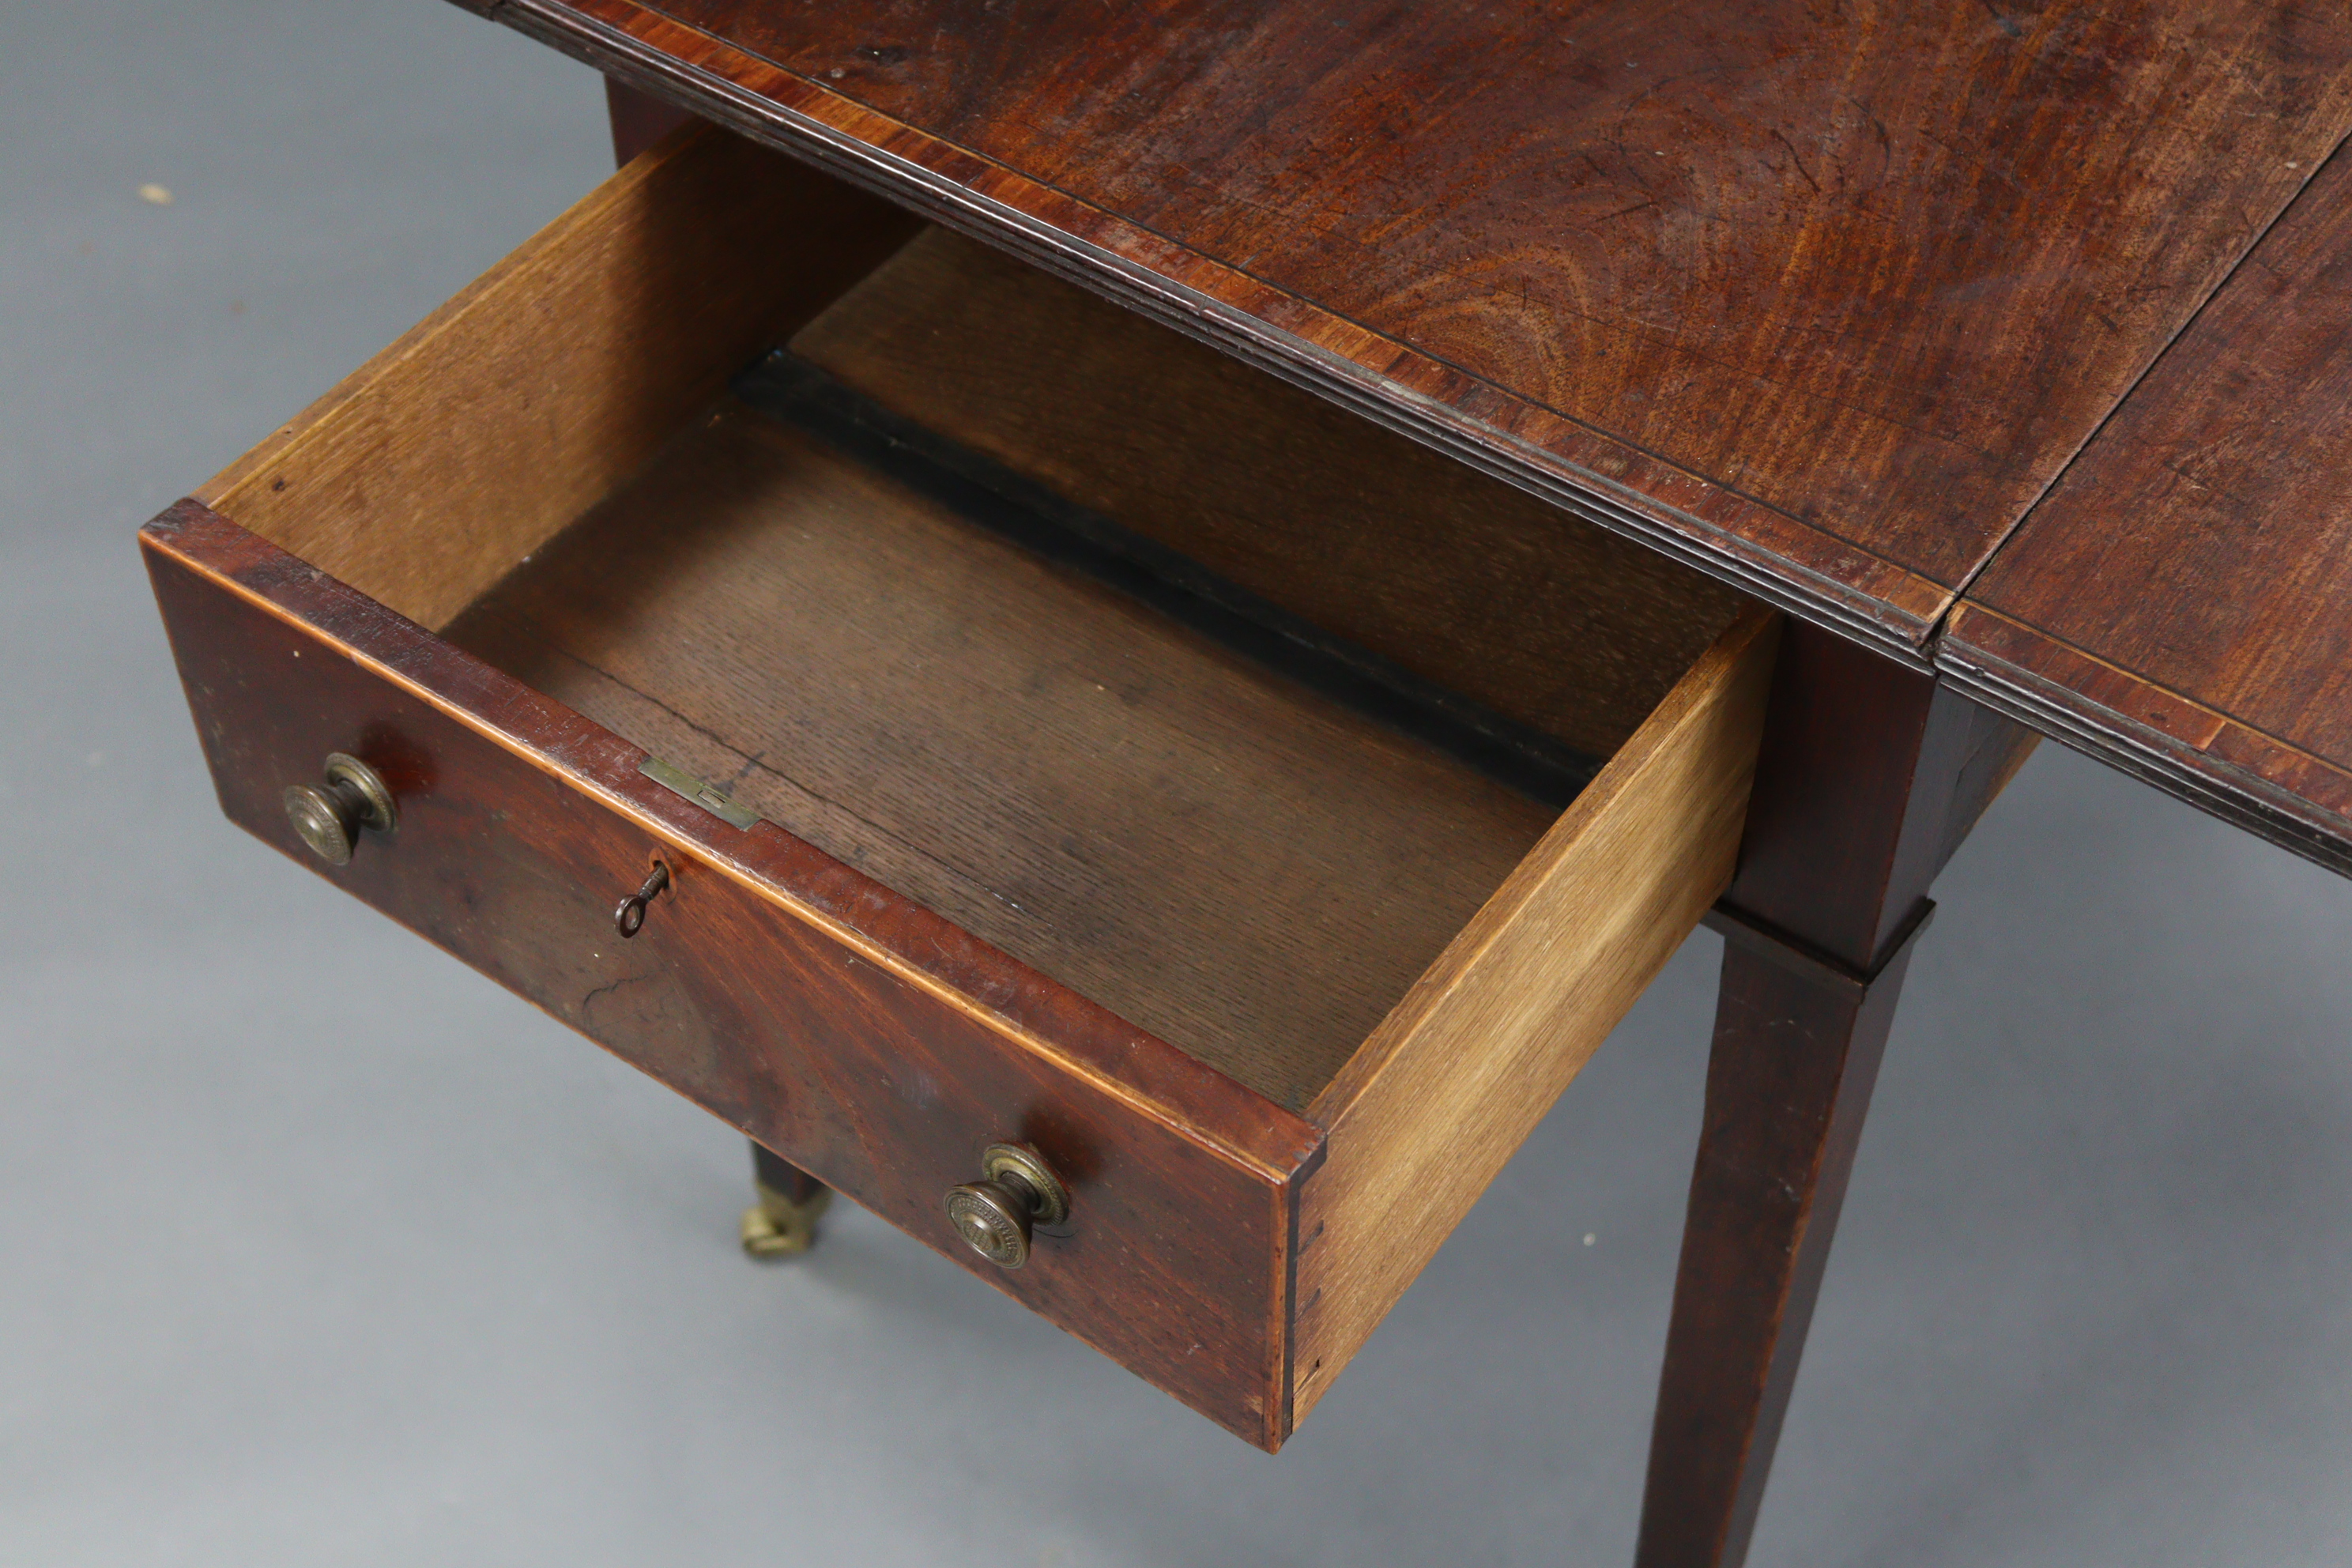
[470,0,1956,654]
[1947,125,2352,877]
[1937,603,2352,877]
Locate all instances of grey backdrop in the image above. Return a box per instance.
[7,3,2352,1563]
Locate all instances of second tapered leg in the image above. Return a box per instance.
[741,1140,832,1259]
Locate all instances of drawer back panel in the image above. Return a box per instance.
[793,228,1747,760]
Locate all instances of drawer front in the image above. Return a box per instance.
[144,502,1319,1449]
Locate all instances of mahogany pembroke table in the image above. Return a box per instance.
[140,5,2352,1562]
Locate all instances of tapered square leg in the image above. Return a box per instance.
[1635,906,1924,1564]
[1634,624,2035,1567]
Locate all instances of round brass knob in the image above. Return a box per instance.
[282,752,397,865]
[943,1143,1069,1270]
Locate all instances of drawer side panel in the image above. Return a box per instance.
[1290,609,1778,1426]
[199,123,920,633]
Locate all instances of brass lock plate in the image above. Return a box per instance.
[638,754,760,831]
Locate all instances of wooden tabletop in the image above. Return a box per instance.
[460,0,2352,871]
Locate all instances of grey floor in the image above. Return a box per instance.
[8,3,2352,1564]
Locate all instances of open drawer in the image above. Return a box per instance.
[141,126,1774,1450]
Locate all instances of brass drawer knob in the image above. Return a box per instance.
[281,752,396,865]
[943,1144,1069,1269]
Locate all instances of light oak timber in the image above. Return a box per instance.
[1294,607,1779,1418]
[198,125,919,631]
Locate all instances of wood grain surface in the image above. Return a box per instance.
[198,123,918,631]
[1294,607,1778,1423]
[142,501,1322,1449]
[145,482,1755,1445]
[444,405,1558,1111]
[1947,135,2352,875]
[138,95,1834,1447]
[1639,931,1920,1568]
[462,0,2352,655]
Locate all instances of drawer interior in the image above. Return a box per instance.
[439,398,1556,1110]
[194,126,1745,1116]
[437,236,1741,1109]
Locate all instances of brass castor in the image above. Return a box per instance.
[741,1144,831,1258]
[740,1182,831,1257]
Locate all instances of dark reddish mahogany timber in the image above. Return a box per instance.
[1637,624,2032,1568]
[1732,628,2037,969]
[1641,925,1922,1568]
[1948,135,2352,878]
[462,0,2352,665]
[139,499,1323,1449]
[461,0,2352,869]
